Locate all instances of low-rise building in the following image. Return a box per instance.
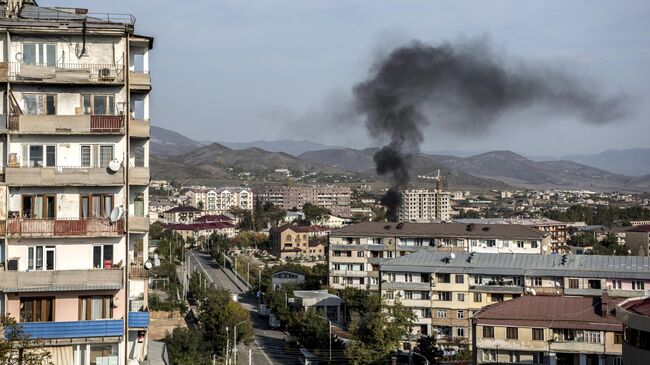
[270,224,330,259]
[162,205,203,223]
[616,296,650,365]
[271,270,306,290]
[294,290,344,323]
[473,295,622,365]
[163,221,236,241]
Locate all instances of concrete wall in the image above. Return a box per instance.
[8,186,124,218]
[8,35,126,65]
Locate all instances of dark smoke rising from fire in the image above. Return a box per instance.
[353,39,625,221]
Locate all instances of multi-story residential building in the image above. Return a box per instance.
[378,250,650,348]
[186,186,253,214]
[398,189,451,222]
[456,218,567,252]
[162,205,203,223]
[254,185,352,217]
[269,224,329,259]
[329,222,549,292]
[0,2,152,363]
[473,295,623,365]
[616,295,650,364]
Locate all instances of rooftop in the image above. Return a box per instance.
[164,222,235,231]
[380,250,650,280]
[455,218,566,227]
[272,224,331,234]
[619,296,650,317]
[331,222,545,239]
[163,206,202,214]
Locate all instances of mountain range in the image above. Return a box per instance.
[150,126,650,191]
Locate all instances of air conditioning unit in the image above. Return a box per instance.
[98,67,116,81]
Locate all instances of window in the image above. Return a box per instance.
[457,293,465,302]
[27,246,55,271]
[584,331,602,344]
[532,328,544,341]
[569,279,579,289]
[405,273,413,282]
[474,293,482,302]
[633,281,645,290]
[490,294,504,303]
[457,310,464,319]
[332,277,340,284]
[456,328,465,337]
[532,277,543,286]
[588,280,602,289]
[92,245,114,269]
[612,280,622,289]
[79,296,112,320]
[509,352,520,363]
[421,291,431,300]
[82,95,116,115]
[80,194,114,219]
[22,194,56,219]
[99,145,114,167]
[436,273,450,283]
[486,240,496,248]
[23,43,56,66]
[531,241,539,249]
[384,291,394,300]
[474,275,483,284]
[89,344,119,365]
[421,308,431,318]
[437,292,451,301]
[533,353,545,364]
[455,274,464,284]
[357,251,364,257]
[506,327,518,339]
[23,145,56,167]
[20,297,54,322]
[483,350,496,362]
[23,94,56,115]
[436,309,447,318]
[482,326,494,338]
[517,240,525,248]
[614,332,623,344]
[404,291,413,300]
[81,145,91,167]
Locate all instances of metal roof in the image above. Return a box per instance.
[331,222,545,239]
[380,251,650,280]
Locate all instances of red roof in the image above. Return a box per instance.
[620,297,650,317]
[194,214,234,223]
[163,206,202,214]
[164,221,235,232]
[272,224,331,234]
[630,225,650,233]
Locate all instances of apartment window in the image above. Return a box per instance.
[23,144,56,167]
[404,291,413,300]
[517,240,525,248]
[421,291,431,300]
[22,194,56,219]
[474,275,483,284]
[584,331,602,344]
[532,277,543,286]
[357,251,364,257]
[80,144,114,168]
[569,279,579,289]
[384,291,394,300]
[421,308,431,318]
[483,326,494,338]
[92,245,114,269]
[436,273,451,283]
[332,277,340,284]
[474,293,482,302]
[490,294,504,302]
[80,194,114,218]
[81,145,92,167]
[79,296,112,320]
[405,273,413,282]
[532,328,544,341]
[457,293,465,302]
[533,353,545,364]
[531,241,539,249]
[633,281,645,290]
[23,43,56,66]
[506,327,518,339]
[436,309,447,318]
[100,145,114,167]
[486,240,496,248]
[346,277,353,285]
[455,274,464,284]
[23,94,56,115]
[420,273,431,283]
[614,332,623,344]
[20,297,54,322]
[483,350,496,362]
[456,328,465,337]
[588,280,602,289]
[437,292,451,301]
[502,240,509,248]
[27,246,55,271]
[457,310,464,319]
[612,280,622,289]
[509,352,520,363]
[74,344,119,365]
[82,95,116,115]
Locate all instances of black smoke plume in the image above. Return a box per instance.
[353,38,625,221]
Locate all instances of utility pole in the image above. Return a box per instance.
[225,327,230,365]
[233,320,247,364]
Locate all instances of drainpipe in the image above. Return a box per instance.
[124,32,131,365]
[471,318,477,365]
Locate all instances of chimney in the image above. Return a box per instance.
[598,290,611,317]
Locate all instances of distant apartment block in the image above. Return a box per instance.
[328,222,549,291]
[456,218,567,253]
[398,189,451,222]
[0,1,152,363]
[254,185,351,217]
[186,186,252,214]
[379,250,650,347]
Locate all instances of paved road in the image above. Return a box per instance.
[188,251,303,365]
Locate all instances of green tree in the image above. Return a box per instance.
[302,203,331,225]
[199,288,253,353]
[413,335,443,364]
[0,315,52,365]
[165,327,211,365]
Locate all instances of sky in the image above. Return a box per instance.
[42,0,650,156]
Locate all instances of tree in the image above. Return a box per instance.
[0,315,51,365]
[199,287,253,353]
[302,203,331,225]
[413,335,443,364]
[165,327,211,365]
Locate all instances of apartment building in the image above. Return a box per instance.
[616,296,650,365]
[269,224,329,259]
[162,205,203,223]
[398,189,451,222]
[186,186,253,214]
[0,2,152,364]
[473,295,623,365]
[378,250,650,348]
[456,218,567,252]
[254,185,352,217]
[329,222,549,292]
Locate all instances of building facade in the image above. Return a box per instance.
[329,222,550,292]
[378,250,650,348]
[398,189,451,222]
[254,185,352,217]
[0,2,152,363]
[186,186,253,214]
[269,224,329,259]
[456,218,567,253]
[616,296,650,365]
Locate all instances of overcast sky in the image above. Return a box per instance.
[43,0,650,156]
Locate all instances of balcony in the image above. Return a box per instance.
[128,167,150,185]
[608,289,646,298]
[564,287,604,296]
[7,217,124,238]
[6,319,124,340]
[330,270,367,278]
[549,340,605,353]
[129,216,149,232]
[367,257,385,265]
[8,114,125,135]
[128,312,150,329]
[0,269,123,292]
[469,284,525,294]
[129,260,148,280]
[129,71,151,91]
[130,119,150,138]
[382,282,431,290]
[4,166,124,186]
[7,62,125,84]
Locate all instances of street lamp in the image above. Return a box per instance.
[317,314,332,364]
[233,320,248,364]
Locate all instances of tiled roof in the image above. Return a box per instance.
[164,222,235,231]
[619,296,650,317]
[331,222,545,239]
[163,206,202,214]
[194,214,234,223]
[271,224,331,234]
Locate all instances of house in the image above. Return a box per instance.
[294,290,344,323]
[271,270,306,290]
[270,224,330,259]
[162,205,203,224]
[163,221,236,241]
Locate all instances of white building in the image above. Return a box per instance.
[186,186,253,214]
[398,189,451,222]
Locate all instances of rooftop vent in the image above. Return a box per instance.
[396,222,404,230]
[466,224,475,231]
[383,225,391,230]
[482,226,490,231]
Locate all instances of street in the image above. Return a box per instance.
[188,251,304,365]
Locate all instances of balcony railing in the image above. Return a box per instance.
[128,312,149,329]
[7,217,124,238]
[7,62,125,83]
[129,262,148,279]
[6,319,124,340]
[7,114,125,134]
[4,166,124,186]
[129,71,151,91]
[0,269,123,292]
[90,115,125,132]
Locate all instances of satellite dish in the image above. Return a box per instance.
[450,253,456,259]
[107,159,121,173]
[397,290,405,298]
[144,260,153,270]
[109,206,124,223]
[530,288,537,296]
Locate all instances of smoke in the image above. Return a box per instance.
[353,38,625,221]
